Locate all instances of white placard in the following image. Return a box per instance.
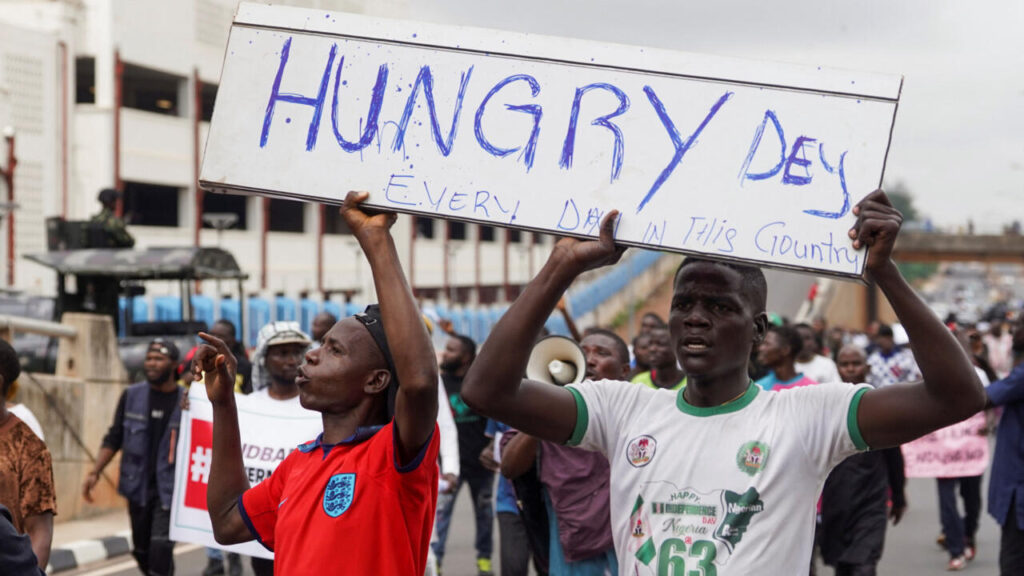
[169,385,322,557]
[201,3,902,278]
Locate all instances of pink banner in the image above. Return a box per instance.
[901,412,989,478]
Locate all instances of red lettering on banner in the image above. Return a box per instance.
[184,419,214,510]
[902,412,989,478]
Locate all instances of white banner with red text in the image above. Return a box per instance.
[169,385,323,557]
[901,411,989,478]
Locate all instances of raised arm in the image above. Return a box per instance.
[192,333,252,545]
[851,190,986,448]
[341,191,438,465]
[461,212,625,443]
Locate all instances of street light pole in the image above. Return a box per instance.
[0,127,17,287]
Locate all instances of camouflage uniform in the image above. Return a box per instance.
[90,208,135,248]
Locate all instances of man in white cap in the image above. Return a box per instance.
[251,321,312,400]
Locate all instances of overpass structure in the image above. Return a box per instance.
[893,232,1024,263]
[795,231,1023,330]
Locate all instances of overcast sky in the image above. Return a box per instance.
[394,0,1022,232]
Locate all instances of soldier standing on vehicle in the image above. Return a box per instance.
[91,188,135,248]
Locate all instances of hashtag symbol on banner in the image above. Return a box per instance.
[190,446,212,483]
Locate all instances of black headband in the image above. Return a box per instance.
[354,305,399,416]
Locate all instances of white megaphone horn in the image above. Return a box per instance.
[526,335,586,386]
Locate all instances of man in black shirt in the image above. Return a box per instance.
[83,339,182,576]
[432,334,495,576]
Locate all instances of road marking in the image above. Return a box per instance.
[76,543,202,575]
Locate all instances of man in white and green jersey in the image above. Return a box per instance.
[462,190,986,575]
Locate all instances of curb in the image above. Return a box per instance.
[47,530,133,573]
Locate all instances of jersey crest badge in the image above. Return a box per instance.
[626,435,657,467]
[323,473,356,517]
[736,441,769,476]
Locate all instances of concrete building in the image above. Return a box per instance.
[0,0,561,342]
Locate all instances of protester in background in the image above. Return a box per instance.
[237,321,313,576]
[184,320,258,575]
[985,311,1024,575]
[933,325,995,565]
[481,419,534,576]
[90,188,134,248]
[83,338,182,576]
[820,345,907,576]
[502,330,625,576]
[310,311,338,346]
[811,315,830,354]
[424,315,461,576]
[628,333,652,379]
[432,334,494,576]
[420,317,460,496]
[828,326,848,362]
[199,191,440,575]
[756,324,818,391]
[866,324,921,388]
[0,340,55,571]
[5,379,44,440]
[638,312,666,335]
[795,322,842,384]
[630,328,685,390]
[984,320,1014,379]
[179,319,253,398]
[210,319,253,393]
[965,325,999,384]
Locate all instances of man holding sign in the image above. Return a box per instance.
[193,192,440,575]
[462,190,986,575]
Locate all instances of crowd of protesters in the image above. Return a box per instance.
[1,193,1022,576]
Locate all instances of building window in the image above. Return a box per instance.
[478,285,499,304]
[268,198,305,233]
[413,287,440,300]
[323,205,352,235]
[449,286,472,304]
[200,83,218,122]
[479,225,495,242]
[122,63,185,116]
[123,181,180,227]
[76,57,95,104]
[508,229,522,243]
[201,193,247,230]
[415,217,435,239]
[448,221,466,241]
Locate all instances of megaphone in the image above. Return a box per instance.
[527,335,586,386]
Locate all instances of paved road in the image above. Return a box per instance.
[68,468,1002,575]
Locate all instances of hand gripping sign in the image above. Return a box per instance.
[170,385,322,557]
[201,3,902,279]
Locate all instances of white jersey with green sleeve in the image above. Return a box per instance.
[564,380,871,576]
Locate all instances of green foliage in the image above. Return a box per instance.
[885,182,921,222]
[897,261,939,284]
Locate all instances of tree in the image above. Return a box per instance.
[883,182,937,284]
[885,181,921,223]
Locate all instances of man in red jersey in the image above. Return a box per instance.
[194,191,439,575]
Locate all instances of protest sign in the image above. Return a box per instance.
[201,3,902,278]
[169,385,322,556]
[901,412,989,478]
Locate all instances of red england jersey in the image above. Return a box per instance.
[239,422,439,575]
